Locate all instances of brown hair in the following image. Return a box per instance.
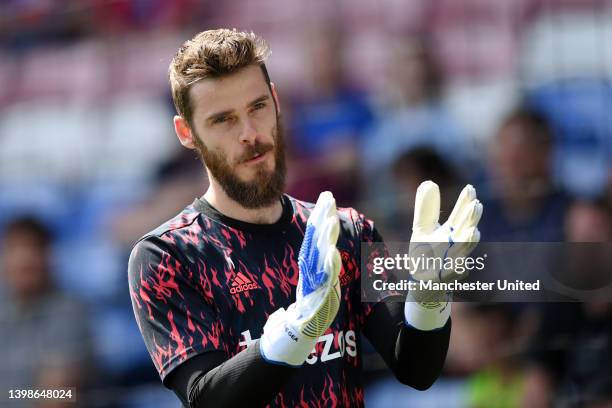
[169,29,271,125]
[4,216,53,247]
[500,107,553,146]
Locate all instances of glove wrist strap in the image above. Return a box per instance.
[404,297,451,331]
[260,308,317,367]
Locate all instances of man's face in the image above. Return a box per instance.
[491,122,550,188]
[1,230,50,300]
[186,65,286,208]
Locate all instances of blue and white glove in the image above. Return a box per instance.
[260,191,341,366]
[405,181,483,330]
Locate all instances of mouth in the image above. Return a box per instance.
[242,150,270,165]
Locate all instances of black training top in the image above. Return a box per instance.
[128,194,451,407]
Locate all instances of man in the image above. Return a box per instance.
[1,217,93,408]
[479,108,570,242]
[521,199,612,407]
[128,29,482,407]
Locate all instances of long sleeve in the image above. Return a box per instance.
[356,211,451,390]
[166,340,298,408]
[363,299,451,390]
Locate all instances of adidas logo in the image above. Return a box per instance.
[230,272,260,294]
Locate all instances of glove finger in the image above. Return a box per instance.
[313,216,337,271]
[314,222,341,288]
[309,191,336,228]
[298,225,315,274]
[317,215,339,248]
[446,185,477,227]
[311,191,331,223]
[447,227,480,258]
[299,230,322,295]
[413,181,440,234]
[307,245,339,293]
[455,199,483,231]
[324,246,341,285]
[454,225,481,244]
[465,228,481,254]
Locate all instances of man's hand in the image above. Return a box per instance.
[260,192,341,366]
[410,181,483,283]
[405,181,483,329]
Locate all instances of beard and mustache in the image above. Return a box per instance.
[192,117,287,209]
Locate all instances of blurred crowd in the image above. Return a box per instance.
[0,0,611,407]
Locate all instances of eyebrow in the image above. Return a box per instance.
[248,94,270,107]
[205,94,271,125]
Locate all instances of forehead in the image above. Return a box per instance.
[498,121,530,142]
[189,64,270,121]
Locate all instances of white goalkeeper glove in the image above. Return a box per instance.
[405,181,483,330]
[260,191,341,366]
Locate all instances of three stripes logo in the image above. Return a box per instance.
[230,272,260,294]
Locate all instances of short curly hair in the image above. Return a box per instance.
[169,29,271,126]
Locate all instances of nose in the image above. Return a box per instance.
[239,117,258,144]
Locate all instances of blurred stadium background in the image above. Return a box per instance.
[0,0,611,407]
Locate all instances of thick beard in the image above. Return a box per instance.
[193,118,287,209]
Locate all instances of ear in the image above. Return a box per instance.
[270,82,281,115]
[174,115,196,149]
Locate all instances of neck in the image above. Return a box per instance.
[203,182,283,225]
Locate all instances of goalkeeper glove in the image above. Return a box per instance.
[405,181,482,330]
[260,191,341,366]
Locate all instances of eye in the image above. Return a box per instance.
[212,116,230,125]
[253,102,266,110]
